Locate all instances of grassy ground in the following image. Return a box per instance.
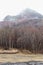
[0,53,43,63]
[0,49,43,63]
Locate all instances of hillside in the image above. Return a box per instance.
[3,9,43,27]
[0,9,43,53]
[4,8,43,22]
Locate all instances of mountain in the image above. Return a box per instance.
[18,8,43,19]
[4,8,43,22]
[0,9,43,53]
[0,8,42,28]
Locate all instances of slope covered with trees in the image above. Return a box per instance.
[0,9,43,53]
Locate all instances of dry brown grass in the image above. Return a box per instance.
[0,49,43,63]
[0,49,19,54]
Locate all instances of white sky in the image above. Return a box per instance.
[0,0,43,21]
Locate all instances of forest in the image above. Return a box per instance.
[0,23,43,53]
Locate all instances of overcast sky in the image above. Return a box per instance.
[0,0,43,21]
